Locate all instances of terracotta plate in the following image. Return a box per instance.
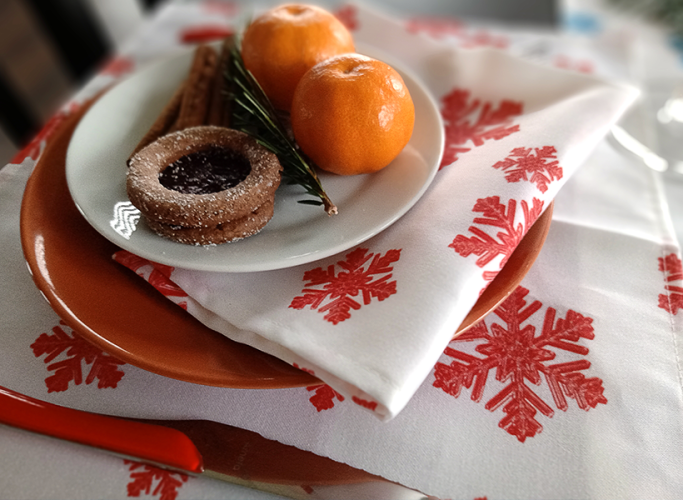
[20,101,552,389]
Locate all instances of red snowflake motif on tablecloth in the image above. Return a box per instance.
[352,396,378,411]
[407,17,508,49]
[450,197,544,286]
[125,460,188,500]
[308,384,345,411]
[293,363,345,411]
[554,54,594,74]
[179,24,234,44]
[290,247,401,324]
[405,17,464,38]
[440,88,523,168]
[433,286,606,442]
[202,0,238,16]
[492,146,563,193]
[11,101,80,164]
[99,56,134,78]
[113,251,188,309]
[658,253,683,315]
[30,321,125,392]
[334,4,358,31]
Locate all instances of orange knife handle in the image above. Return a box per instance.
[0,385,204,474]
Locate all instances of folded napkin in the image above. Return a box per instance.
[114,4,637,420]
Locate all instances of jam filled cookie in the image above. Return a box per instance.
[127,125,282,245]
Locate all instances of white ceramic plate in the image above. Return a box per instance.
[66,44,444,272]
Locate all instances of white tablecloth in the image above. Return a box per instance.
[1,1,682,499]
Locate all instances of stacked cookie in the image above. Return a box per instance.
[126,41,282,245]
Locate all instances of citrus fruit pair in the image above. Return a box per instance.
[241,4,415,176]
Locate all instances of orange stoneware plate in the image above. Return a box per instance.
[20,101,552,389]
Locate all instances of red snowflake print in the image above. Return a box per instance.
[302,485,315,495]
[99,56,134,78]
[658,253,683,315]
[292,364,345,411]
[458,30,509,49]
[113,251,188,309]
[334,4,358,31]
[30,321,125,393]
[406,16,464,38]
[11,101,80,164]
[125,460,188,500]
[407,18,508,49]
[554,54,594,74]
[492,146,563,193]
[450,196,544,279]
[179,25,234,44]
[440,88,523,168]
[201,0,238,16]
[308,384,345,411]
[433,286,606,442]
[289,247,401,324]
[352,396,378,411]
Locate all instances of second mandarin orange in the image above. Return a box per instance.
[291,53,415,176]
[240,4,355,111]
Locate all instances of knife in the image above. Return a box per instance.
[0,385,425,499]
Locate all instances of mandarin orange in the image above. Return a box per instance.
[290,53,415,176]
[240,4,355,111]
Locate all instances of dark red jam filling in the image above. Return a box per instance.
[159,146,251,194]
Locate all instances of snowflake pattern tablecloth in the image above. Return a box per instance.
[1,1,683,499]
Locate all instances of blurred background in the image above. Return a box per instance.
[0,0,560,166]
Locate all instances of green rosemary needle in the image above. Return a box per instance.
[223,37,338,215]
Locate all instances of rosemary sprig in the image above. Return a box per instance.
[223,37,337,215]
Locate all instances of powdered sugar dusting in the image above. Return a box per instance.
[126,126,281,244]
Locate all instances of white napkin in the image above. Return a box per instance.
[115,3,637,420]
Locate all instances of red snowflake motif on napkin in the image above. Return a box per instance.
[11,101,80,164]
[113,251,188,309]
[658,253,683,315]
[450,196,544,285]
[440,88,523,168]
[334,4,358,31]
[125,460,188,500]
[493,146,563,193]
[30,321,125,392]
[290,247,401,324]
[433,286,606,442]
